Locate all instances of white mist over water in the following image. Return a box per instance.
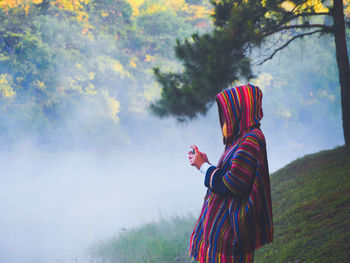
[0,104,344,263]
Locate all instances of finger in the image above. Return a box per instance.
[191,144,199,153]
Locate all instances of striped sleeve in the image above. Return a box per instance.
[204,133,261,196]
[204,165,231,195]
[222,134,259,196]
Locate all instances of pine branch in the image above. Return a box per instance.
[256,29,324,66]
[283,11,331,19]
[262,23,333,38]
[262,11,332,37]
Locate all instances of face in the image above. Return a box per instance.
[222,121,228,138]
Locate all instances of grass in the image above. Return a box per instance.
[88,214,196,263]
[255,145,350,263]
[89,146,350,263]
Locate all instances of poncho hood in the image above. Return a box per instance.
[216,83,263,144]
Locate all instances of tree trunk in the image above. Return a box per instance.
[333,0,350,146]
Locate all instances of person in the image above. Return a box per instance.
[188,84,274,263]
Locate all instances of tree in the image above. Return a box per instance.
[151,0,350,146]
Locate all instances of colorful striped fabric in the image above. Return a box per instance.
[189,84,274,263]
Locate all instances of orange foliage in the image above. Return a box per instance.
[182,3,213,20]
[0,0,89,15]
[0,0,94,35]
[126,0,211,19]
[0,0,36,12]
[0,0,90,11]
[50,0,89,12]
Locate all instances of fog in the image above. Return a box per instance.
[0,99,343,262]
[0,108,222,263]
[0,150,204,262]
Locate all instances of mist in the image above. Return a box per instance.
[0,99,343,263]
[0,111,223,263]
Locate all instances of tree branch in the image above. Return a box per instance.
[261,11,332,37]
[255,29,324,66]
[283,11,331,19]
[283,12,332,27]
[262,23,333,38]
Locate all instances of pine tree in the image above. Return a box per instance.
[151,0,350,146]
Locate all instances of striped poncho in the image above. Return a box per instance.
[189,84,274,263]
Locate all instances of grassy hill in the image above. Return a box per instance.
[255,145,350,263]
[89,146,350,263]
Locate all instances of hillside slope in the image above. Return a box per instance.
[89,146,350,263]
[255,145,350,263]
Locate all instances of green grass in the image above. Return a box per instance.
[255,145,350,263]
[89,146,350,263]
[88,214,197,263]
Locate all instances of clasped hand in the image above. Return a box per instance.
[188,144,209,170]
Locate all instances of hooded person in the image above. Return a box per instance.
[188,84,274,263]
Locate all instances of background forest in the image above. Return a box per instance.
[0,0,213,149]
[0,0,347,151]
[0,0,349,263]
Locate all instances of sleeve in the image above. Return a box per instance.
[199,162,211,174]
[204,134,260,196]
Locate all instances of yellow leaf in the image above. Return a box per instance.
[144,54,155,62]
[280,1,296,12]
[298,0,330,13]
[101,10,109,17]
[0,74,16,99]
[129,60,137,68]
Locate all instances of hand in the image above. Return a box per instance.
[188,144,209,170]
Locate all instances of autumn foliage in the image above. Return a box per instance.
[0,0,212,147]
